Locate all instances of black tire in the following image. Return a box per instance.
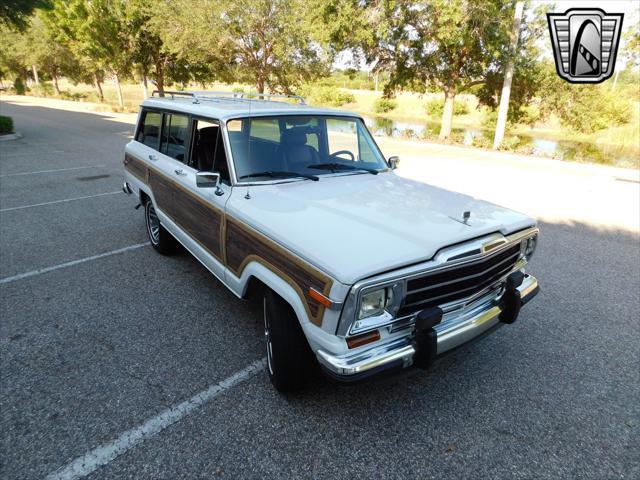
[144,199,177,255]
[263,289,313,392]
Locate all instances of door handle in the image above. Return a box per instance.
[148,154,158,161]
[174,168,186,176]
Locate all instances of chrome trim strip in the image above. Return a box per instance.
[320,274,538,376]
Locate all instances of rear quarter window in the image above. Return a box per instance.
[136,110,161,149]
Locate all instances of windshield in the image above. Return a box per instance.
[226,115,388,182]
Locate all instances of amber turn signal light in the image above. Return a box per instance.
[346,330,381,349]
[308,287,333,308]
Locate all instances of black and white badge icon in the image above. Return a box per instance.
[547,8,623,83]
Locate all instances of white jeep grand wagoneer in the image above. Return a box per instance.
[123,91,539,392]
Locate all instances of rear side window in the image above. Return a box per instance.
[136,110,161,149]
[160,113,190,162]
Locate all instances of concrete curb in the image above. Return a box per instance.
[0,132,23,142]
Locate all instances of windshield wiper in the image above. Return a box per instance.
[239,171,319,181]
[307,163,378,175]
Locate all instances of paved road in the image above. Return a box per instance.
[1,99,638,479]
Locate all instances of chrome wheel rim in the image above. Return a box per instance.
[263,297,274,375]
[146,203,160,245]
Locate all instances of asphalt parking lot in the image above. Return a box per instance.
[1,99,639,479]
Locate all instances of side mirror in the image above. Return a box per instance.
[388,156,400,170]
[196,171,220,188]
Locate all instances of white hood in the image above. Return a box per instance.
[228,173,535,285]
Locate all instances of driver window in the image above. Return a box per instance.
[326,118,359,161]
[190,119,230,184]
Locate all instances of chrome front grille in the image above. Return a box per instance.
[397,243,521,317]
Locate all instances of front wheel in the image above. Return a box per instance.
[144,199,177,255]
[263,290,313,392]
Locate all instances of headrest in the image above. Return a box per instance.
[198,126,219,143]
[281,128,307,146]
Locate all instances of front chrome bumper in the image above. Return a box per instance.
[316,274,539,379]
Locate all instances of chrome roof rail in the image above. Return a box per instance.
[151,90,306,105]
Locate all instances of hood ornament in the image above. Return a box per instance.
[448,210,472,226]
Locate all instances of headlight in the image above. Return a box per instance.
[521,234,537,261]
[358,287,394,320]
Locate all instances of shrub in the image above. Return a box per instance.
[373,97,397,113]
[303,86,355,107]
[13,77,26,95]
[425,97,470,116]
[31,82,55,97]
[60,91,88,101]
[0,116,14,134]
[539,68,633,134]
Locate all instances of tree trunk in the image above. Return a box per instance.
[114,73,124,108]
[52,73,61,95]
[154,59,165,97]
[93,72,104,101]
[493,1,524,149]
[256,78,265,94]
[31,65,39,85]
[439,91,455,140]
[141,75,149,99]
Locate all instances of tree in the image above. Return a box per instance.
[125,0,172,97]
[0,0,49,31]
[538,63,631,134]
[324,0,519,139]
[0,26,32,84]
[44,0,133,106]
[491,1,524,149]
[477,3,548,128]
[152,0,331,93]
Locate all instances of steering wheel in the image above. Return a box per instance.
[328,150,355,162]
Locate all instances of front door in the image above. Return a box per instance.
[156,114,230,278]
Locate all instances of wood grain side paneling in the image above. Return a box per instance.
[148,169,174,218]
[123,154,148,184]
[128,155,331,325]
[146,167,223,261]
[225,217,333,325]
[172,184,223,260]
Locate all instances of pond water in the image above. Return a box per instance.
[362,116,639,168]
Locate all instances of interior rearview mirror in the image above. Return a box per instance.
[388,156,400,170]
[196,171,221,188]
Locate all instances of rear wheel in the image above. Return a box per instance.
[144,199,177,255]
[263,289,313,392]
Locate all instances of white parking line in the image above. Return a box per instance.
[0,150,65,157]
[46,358,267,480]
[0,191,121,212]
[0,165,105,177]
[0,243,149,285]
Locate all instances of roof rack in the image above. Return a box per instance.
[150,90,306,105]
